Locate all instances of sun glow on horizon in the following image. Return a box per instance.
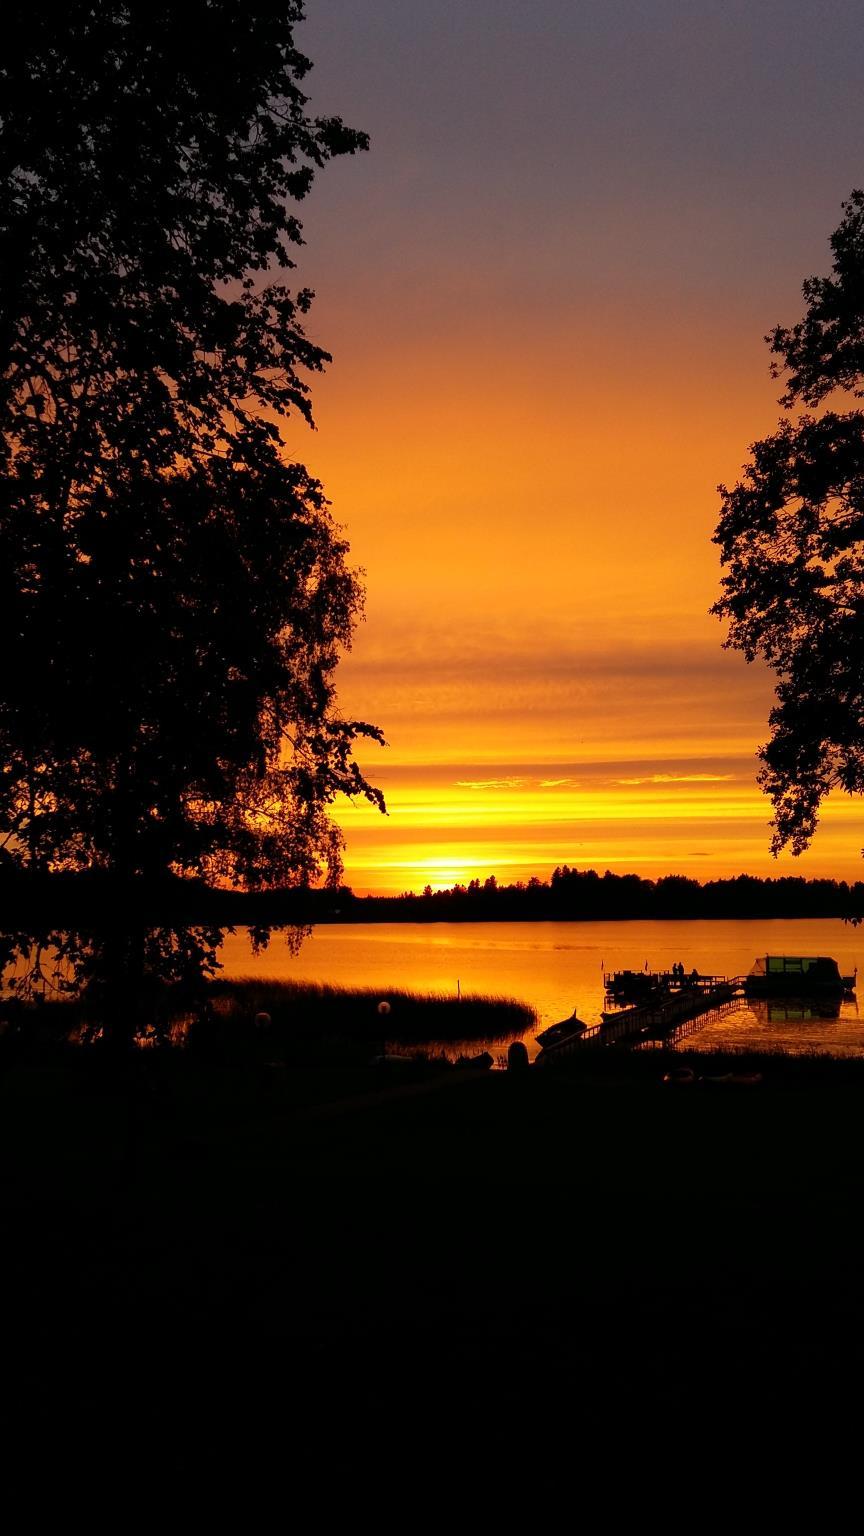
[333,766,864,897]
[296,2,864,902]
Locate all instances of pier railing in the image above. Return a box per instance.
[537,978,745,1061]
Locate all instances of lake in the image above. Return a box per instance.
[220,917,864,1058]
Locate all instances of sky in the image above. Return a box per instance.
[286,0,864,894]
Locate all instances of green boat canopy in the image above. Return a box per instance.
[750,955,840,978]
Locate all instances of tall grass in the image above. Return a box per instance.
[196,977,536,1052]
[0,977,536,1062]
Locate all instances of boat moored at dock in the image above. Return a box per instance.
[535,1010,588,1048]
[744,955,855,998]
[537,973,742,1060]
[604,968,729,1002]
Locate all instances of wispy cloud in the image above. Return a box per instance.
[615,773,736,786]
[456,776,529,791]
[455,774,578,791]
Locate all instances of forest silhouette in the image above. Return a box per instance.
[349,867,864,923]
[3,862,858,927]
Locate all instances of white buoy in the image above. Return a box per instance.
[377,1000,391,1017]
[254,1011,272,1029]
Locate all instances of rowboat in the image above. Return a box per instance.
[535,1010,588,1048]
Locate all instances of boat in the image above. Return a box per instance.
[535,1010,588,1048]
[604,969,665,1002]
[605,967,716,1003]
[744,955,855,998]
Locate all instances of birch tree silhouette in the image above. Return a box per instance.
[0,3,383,1030]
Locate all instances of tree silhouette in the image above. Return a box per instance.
[714,191,864,859]
[0,3,383,1027]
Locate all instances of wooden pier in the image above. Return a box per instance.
[536,977,744,1061]
[603,969,730,999]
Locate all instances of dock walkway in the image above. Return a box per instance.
[537,977,744,1060]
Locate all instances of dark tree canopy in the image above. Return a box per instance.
[0,0,364,455]
[714,191,864,857]
[0,2,383,1013]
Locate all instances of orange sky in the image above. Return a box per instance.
[287,1,864,894]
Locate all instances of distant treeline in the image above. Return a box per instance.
[344,867,864,923]
[3,865,863,928]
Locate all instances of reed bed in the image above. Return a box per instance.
[198,977,536,1049]
[0,978,536,1061]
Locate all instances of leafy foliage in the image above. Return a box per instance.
[0,3,384,1014]
[714,191,864,855]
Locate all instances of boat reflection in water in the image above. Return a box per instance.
[765,997,842,1023]
[683,991,862,1056]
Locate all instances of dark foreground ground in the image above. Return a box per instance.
[2,1046,863,1492]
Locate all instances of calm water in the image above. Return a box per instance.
[220,918,864,1058]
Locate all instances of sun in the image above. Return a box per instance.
[411,856,482,892]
